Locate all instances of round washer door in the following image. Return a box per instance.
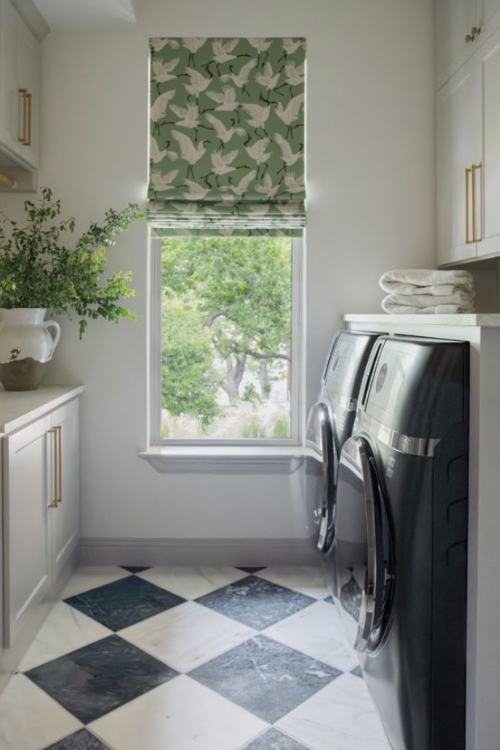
[305,401,337,551]
[333,435,394,653]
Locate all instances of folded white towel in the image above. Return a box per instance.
[379,268,474,293]
[382,296,475,315]
[385,290,474,309]
[379,281,473,297]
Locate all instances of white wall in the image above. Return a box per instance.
[1,0,436,552]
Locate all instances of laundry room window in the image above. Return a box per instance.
[147,36,306,445]
[149,231,302,444]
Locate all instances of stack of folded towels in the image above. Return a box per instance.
[379,269,475,314]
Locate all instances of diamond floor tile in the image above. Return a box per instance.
[120,565,151,574]
[120,600,255,673]
[190,634,341,723]
[242,728,310,749]
[64,574,185,630]
[277,673,391,750]
[43,728,110,749]
[256,566,329,599]
[90,675,267,750]
[263,600,359,672]
[61,566,130,599]
[19,602,111,672]
[196,575,315,629]
[137,565,248,600]
[0,674,81,750]
[26,634,178,724]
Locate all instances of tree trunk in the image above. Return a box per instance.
[220,353,246,401]
[259,360,270,400]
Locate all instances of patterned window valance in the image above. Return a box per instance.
[148,37,306,236]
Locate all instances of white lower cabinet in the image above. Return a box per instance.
[2,397,80,648]
[48,400,79,588]
[3,414,51,646]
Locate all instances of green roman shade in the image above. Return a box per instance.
[148,37,306,236]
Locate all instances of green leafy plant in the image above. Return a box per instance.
[0,187,143,337]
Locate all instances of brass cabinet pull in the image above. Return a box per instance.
[17,90,32,146]
[465,167,473,244]
[56,425,62,504]
[48,427,59,508]
[472,163,482,242]
[25,93,32,146]
[18,89,27,143]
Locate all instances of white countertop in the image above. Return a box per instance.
[344,313,500,327]
[0,385,84,435]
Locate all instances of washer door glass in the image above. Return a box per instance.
[333,435,394,653]
[305,401,337,551]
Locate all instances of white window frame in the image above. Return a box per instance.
[148,228,304,448]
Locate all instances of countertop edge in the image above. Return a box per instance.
[0,385,85,436]
[344,313,500,327]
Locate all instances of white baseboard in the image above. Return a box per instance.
[78,537,320,567]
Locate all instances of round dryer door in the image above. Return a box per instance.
[305,401,337,551]
[334,435,394,653]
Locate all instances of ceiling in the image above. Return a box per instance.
[32,0,137,29]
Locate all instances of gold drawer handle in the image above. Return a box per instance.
[472,163,482,242]
[47,426,62,507]
[26,93,32,147]
[465,167,473,244]
[17,89,32,146]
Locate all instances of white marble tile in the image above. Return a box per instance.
[120,600,255,672]
[18,602,112,672]
[61,565,130,599]
[137,565,247,599]
[277,673,391,750]
[263,601,358,673]
[256,566,328,599]
[0,674,81,750]
[90,675,268,750]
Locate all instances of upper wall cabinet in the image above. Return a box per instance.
[437,58,482,264]
[437,25,500,264]
[436,0,500,87]
[0,0,40,179]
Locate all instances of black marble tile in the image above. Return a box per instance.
[323,595,334,604]
[26,635,178,724]
[64,574,185,630]
[242,729,308,749]
[120,565,152,573]
[196,575,314,630]
[351,665,363,678]
[236,566,267,574]
[190,634,340,723]
[43,729,110,750]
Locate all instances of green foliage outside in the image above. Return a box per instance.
[161,234,292,437]
[0,188,142,337]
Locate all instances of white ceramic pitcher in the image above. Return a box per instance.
[0,308,61,390]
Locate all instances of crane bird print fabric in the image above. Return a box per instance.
[148,37,306,235]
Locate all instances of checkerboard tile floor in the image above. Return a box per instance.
[0,565,391,750]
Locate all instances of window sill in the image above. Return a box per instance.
[139,446,305,474]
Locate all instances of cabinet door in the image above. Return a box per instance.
[0,0,39,166]
[49,400,79,586]
[436,0,478,86]
[3,416,51,647]
[0,0,20,152]
[15,13,39,166]
[477,28,500,257]
[436,57,482,264]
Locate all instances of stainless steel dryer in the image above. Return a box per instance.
[333,334,469,750]
[305,330,379,564]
